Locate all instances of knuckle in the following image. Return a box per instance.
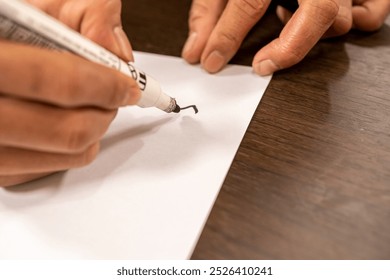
[27,60,47,98]
[314,0,339,25]
[233,0,267,19]
[58,57,86,106]
[63,112,94,152]
[217,29,241,49]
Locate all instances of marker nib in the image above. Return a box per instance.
[173,104,198,114]
[173,105,181,113]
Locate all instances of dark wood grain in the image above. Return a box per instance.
[122,0,390,259]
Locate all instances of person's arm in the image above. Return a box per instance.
[182,0,390,76]
[0,0,140,187]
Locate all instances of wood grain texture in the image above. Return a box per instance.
[122,0,390,259]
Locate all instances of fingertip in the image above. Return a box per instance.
[253,59,280,76]
[202,50,226,73]
[276,6,293,25]
[252,39,296,76]
[182,32,201,64]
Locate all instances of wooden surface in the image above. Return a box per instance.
[122,0,390,259]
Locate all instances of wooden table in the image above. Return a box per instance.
[123,0,390,259]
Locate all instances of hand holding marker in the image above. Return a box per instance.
[0,0,198,114]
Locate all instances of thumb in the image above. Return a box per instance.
[27,0,134,61]
[253,0,339,75]
[78,0,134,61]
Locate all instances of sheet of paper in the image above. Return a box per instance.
[0,52,271,259]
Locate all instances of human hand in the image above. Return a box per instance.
[0,0,140,187]
[26,0,134,61]
[182,0,390,76]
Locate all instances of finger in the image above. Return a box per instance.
[201,0,272,73]
[27,0,133,61]
[0,96,116,153]
[77,0,134,61]
[323,0,352,38]
[276,6,293,24]
[0,172,52,188]
[0,143,100,176]
[0,41,140,109]
[277,1,352,37]
[182,0,228,64]
[253,0,339,76]
[352,0,390,31]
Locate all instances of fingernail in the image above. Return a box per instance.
[182,32,197,57]
[203,50,226,73]
[114,26,134,61]
[254,59,279,76]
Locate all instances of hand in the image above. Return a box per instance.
[181,0,390,76]
[27,0,134,61]
[0,0,140,187]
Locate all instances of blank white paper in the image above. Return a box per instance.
[0,52,271,259]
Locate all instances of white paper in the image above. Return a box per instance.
[0,52,271,259]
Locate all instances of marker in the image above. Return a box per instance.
[0,0,197,114]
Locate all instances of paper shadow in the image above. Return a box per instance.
[1,116,175,203]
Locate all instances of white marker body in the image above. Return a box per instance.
[122,61,175,112]
[0,0,175,113]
